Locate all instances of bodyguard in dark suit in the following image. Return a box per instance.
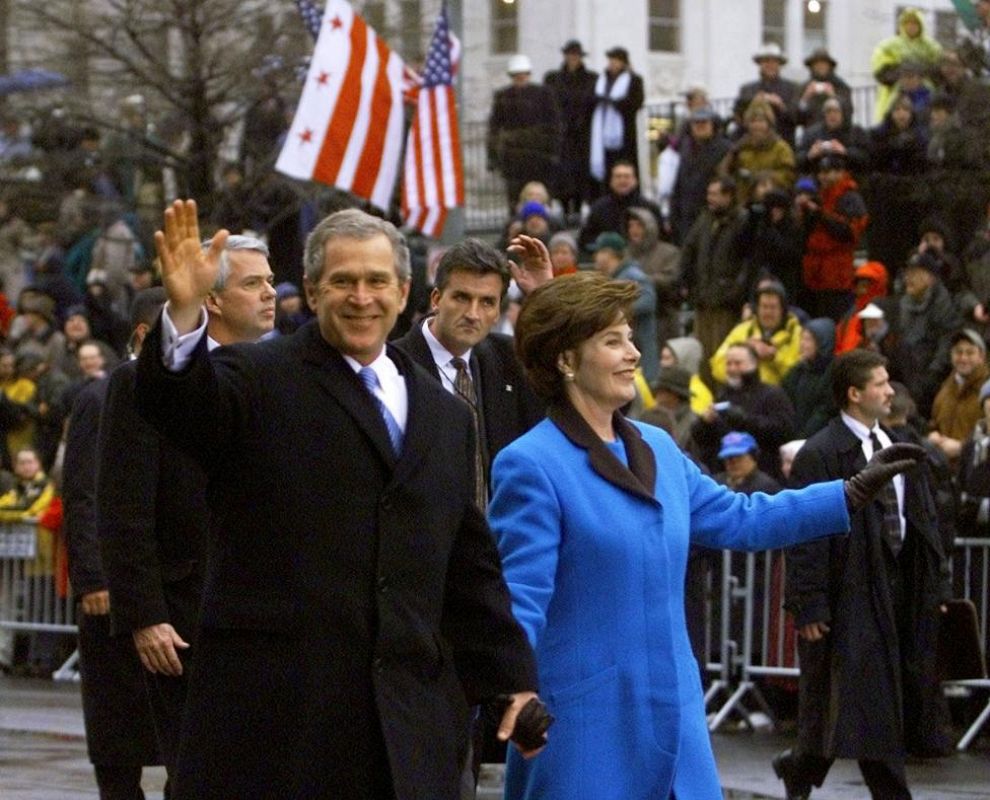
[135,201,541,800]
[773,350,950,800]
[394,238,543,499]
[63,377,163,797]
[98,238,276,779]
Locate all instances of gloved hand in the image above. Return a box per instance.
[844,442,926,512]
[492,695,555,751]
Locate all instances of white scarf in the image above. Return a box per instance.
[590,70,631,181]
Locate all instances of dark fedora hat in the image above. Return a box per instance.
[803,47,837,68]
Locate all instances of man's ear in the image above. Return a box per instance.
[204,291,221,316]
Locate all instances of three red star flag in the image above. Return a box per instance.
[276,0,405,211]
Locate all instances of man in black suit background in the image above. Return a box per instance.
[773,349,950,800]
[394,238,543,505]
[135,200,543,799]
[97,236,276,779]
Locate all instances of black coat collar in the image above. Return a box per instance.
[548,400,657,503]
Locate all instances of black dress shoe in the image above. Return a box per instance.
[772,749,812,800]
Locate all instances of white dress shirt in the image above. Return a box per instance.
[840,411,906,539]
[421,318,473,397]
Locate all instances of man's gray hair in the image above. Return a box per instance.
[303,209,410,285]
[202,235,270,292]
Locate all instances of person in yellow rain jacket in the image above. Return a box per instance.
[710,281,801,387]
[871,7,942,122]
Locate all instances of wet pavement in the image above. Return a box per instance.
[1,676,988,799]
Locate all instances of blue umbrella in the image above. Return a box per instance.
[0,68,70,96]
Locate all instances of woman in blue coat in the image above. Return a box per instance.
[488,272,923,800]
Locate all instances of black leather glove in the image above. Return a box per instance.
[844,442,926,512]
[492,695,554,751]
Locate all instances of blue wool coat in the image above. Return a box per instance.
[488,405,849,800]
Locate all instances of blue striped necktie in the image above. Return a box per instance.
[359,367,404,455]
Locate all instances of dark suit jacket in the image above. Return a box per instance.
[393,322,543,487]
[136,318,537,800]
[97,359,208,642]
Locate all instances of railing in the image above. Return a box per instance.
[702,537,990,752]
[460,84,879,235]
[0,520,79,681]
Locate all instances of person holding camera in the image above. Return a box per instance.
[796,154,869,322]
[797,48,853,126]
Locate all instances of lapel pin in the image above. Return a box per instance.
[505,385,513,392]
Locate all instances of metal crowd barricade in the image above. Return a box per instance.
[0,519,79,681]
[946,538,990,750]
[701,538,990,751]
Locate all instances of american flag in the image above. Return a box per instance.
[400,2,463,238]
[276,0,405,211]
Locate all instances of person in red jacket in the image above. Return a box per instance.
[797,154,869,322]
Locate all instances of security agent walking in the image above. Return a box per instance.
[98,236,276,778]
[136,200,542,799]
[774,349,951,800]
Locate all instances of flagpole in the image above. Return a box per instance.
[441,0,465,245]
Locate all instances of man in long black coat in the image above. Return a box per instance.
[543,40,598,216]
[135,201,541,799]
[773,350,950,800]
[63,378,162,796]
[99,238,276,780]
[589,46,644,190]
[487,56,561,211]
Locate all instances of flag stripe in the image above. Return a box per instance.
[313,13,369,185]
[352,35,395,199]
[371,52,407,209]
[446,85,464,204]
[336,27,381,188]
[428,91,447,211]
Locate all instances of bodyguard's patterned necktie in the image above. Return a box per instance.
[869,431,902,557]
[451,357,487,511]
[358,367,404,456]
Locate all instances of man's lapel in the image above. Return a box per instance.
[397,318,442,382]
[297,322,397,467]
